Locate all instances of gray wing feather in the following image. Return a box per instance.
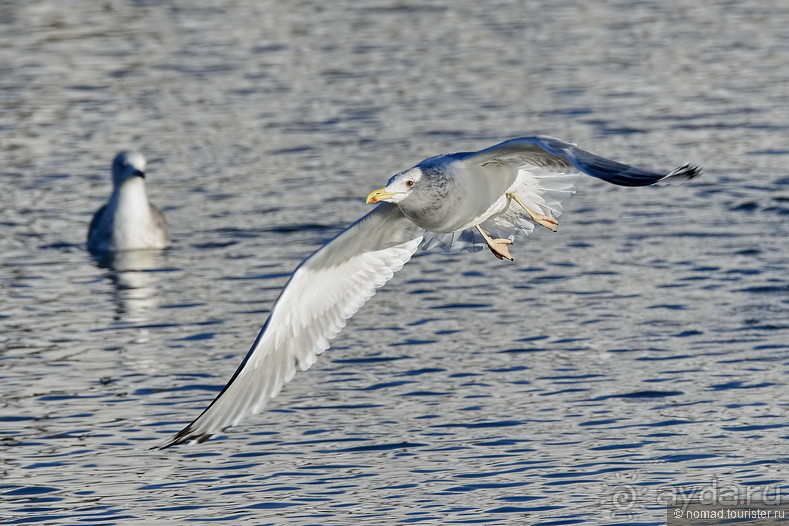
[157,203,423,448]
[454,135,701,186]
[87,205,109,251]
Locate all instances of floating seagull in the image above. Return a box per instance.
[87,151,171,253]
[158,135,701,448]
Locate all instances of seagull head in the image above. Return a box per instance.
[366,167,423,205]
[112,151,147,187]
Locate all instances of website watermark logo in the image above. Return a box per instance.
[601,473,786,519]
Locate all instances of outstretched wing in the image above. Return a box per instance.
[455,135,702,186]
[158,203,424,447]
[420,135,701,255]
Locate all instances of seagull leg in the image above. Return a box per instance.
[475,225,513,261]
[507,192,558,232]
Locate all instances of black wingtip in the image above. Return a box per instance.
[151,435,181,451]
[151,426,215,451]
[663,163,703,183]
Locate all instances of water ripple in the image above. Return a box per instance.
[3,0,789,524]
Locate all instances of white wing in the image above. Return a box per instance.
[158,203,423,447]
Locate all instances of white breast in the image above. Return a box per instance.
[109,179,168,250]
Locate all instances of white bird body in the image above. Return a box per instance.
[158,135,701,448]
[88,151,170,253]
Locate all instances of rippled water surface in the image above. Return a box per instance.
[2,1,789,524]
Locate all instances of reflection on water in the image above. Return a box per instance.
[93,250,168,323]
[1,0,788,524]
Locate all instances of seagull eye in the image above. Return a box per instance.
[405,180,415,188]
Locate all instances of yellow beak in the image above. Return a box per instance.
[365,187,398,204]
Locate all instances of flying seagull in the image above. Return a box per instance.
[87,151,171,253]
[158,135,701,448]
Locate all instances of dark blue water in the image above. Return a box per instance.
[2,0,788,524]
